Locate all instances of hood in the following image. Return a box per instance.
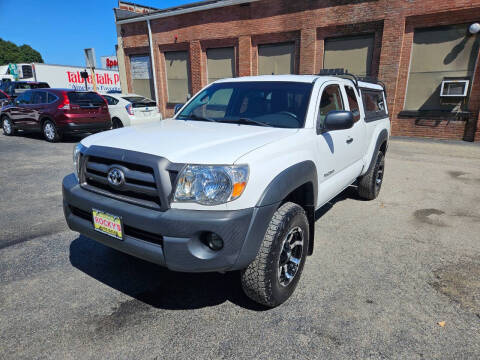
[81,119,297,164]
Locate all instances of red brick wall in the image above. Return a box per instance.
[120,0,480,141]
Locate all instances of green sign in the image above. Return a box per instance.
[8,64,18,80]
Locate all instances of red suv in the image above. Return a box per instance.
[1,89,112,142]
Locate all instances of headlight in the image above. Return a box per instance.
[73,143,87,180]
[174,165,249,205]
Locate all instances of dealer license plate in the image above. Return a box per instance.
[92,209,123,240]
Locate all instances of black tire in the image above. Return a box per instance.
[241,202,309,307]
[2,115,16,136]
[42,120,61,142]
[112,118,123,129]
[357,150,385,200]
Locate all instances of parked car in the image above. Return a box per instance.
[102,93,162,128]
[1,89,112,142]
[0,89,10,108]
[63,72,390,307]
[1,81,50,99]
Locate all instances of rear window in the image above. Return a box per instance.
[122,96,156,108]
[361,89,387,121]
[31,82,49,89]
[68,92,105,106]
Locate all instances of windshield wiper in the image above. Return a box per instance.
[183,113,217,122]
[232,118,273,127]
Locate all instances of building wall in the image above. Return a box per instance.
[119,0,480,141]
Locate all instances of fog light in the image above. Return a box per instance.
[202,232,223,251]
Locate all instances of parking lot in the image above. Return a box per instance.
[1,133,479,359]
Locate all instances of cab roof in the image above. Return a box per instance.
[214,75,384,91]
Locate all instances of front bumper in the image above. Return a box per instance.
[62,174,277,272]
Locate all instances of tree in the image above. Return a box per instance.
[0,38,44,65]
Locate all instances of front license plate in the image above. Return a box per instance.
[92,209,123,240]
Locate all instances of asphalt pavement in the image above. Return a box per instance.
[1,132,479,359]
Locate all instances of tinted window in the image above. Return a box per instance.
[362,90,386,120]
[318,84,344,125]
[0,92,6,100]
[103,95,119,105]
[345,86,360,122]
[47,92,58,104]
[68,92,105,106]
[31,82,49,89]
[122,96,156,107]
[177,81,313,128]
[17,92,32,104]
[30,91,47,104]
[16,83,31,90]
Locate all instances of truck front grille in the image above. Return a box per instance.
[82,155,162,210]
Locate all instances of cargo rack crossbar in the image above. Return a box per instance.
[318,68,386,92]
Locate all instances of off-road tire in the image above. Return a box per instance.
[43,120,61,142]
[2,116,16,136]
[357,150,385,200]
[241,202,309,307]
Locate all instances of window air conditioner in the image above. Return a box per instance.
[440,80,469,97]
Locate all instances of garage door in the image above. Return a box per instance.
[324,34,375,76]
[258,42,295,75]
[130,55,155,100]
[207,47,235,83]
[165,51,190,104]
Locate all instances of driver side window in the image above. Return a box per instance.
[318,84,344,126]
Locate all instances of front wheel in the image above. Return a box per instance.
[2,116,15,136]
[241,202,309,307]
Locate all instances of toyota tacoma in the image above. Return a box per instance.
[62,71,390,307]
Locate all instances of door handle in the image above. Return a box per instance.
[346,137,354,144]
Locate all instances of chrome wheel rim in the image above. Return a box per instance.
[3,118,11,134]
[278,226,304,287]
[44,123,55,140]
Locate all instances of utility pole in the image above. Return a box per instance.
[84,48,97,92]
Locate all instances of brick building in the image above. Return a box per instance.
[114,0,480,141]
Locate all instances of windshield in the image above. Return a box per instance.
[176,81,313,128]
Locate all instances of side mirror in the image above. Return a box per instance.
[174,103,184,115]
[321,110,354,133]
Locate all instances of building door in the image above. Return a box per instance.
[258,42,295,75]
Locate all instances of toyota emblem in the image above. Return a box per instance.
[107,168,125,187]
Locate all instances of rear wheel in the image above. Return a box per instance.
[112,118,123,129]
[241,202,309,307]
[357,150,385,200]
[43,120,61,142]
[2,116,15,136]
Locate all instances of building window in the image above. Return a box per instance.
[207,47,235,84]
[164,51,190,104]
[324,34,375,77]
[129,55,154,100]
[404,24,480,112]
[258,42,295,75]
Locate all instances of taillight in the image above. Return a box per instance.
[58,93,70,110]
[125,103,134,116]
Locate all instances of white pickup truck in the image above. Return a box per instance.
[62,71,390,307]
